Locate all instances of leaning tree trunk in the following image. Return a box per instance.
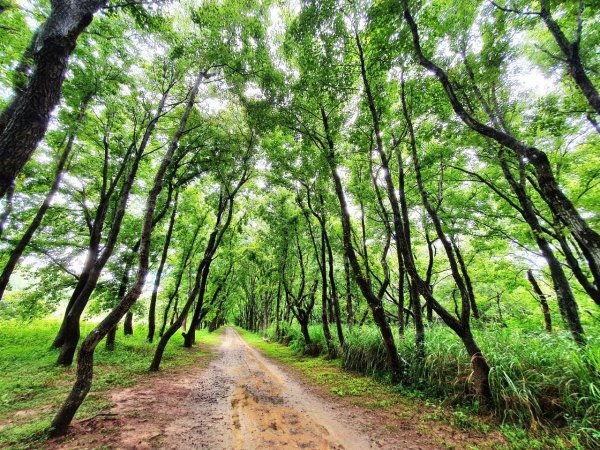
[460,329,492,401]
[313,217,333,355]
[151,259,205,371]
[0,180,14,239]
[105,324,117,351]
[153,190,240,365]
[184,190,241,346]
[54,78,175,363]
[343,254,354,328]
[0,95,90,301]
[357,32,425,365]
[103,261,130,351]
[0,0,106,197]
[183,264,211,347]
[159,223,201,337]
[453,241,479,319]
[147,193,179,342]
[527,270,553,333]
[56,149,143,366]
[299,316,311,346]
[538,0,600,116]
[410,280,425,360]
[498,152,584,345]
[321,107,401,383]
[324,225,344,346]
[49,71,205,436]
[401,0,600,287]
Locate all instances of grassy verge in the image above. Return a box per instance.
[237,327,592,450]
[0,320,221,449]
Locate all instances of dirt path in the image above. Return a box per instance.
[47,328,499,449]
[158,326,373,450]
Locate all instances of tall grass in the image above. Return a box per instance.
[262,320,600,442]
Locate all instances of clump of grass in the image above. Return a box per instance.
[484,328,599,442]
[341,327,389,376]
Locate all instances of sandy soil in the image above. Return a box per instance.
[45,327,502,449]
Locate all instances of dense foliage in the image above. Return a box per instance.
[0,0,598,445]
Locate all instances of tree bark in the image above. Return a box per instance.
[105,324,117,350]
[183,184,242,346]
[527,269,553,333]
[54,79,175,362]
[452,240,479,319]
[397,72,492,400]
[324,220,344,346]
[0,180,14,239]
[0,0,106,197]
[123,312,133,335]
[151,260,204,371]
[357,33,422,368]
[159,223,201,337]
[56,145,143,365]
[538,0,600,116]
[498,151,584,344]
[301,194,333,355]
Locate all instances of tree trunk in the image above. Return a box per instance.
[183,264,210,347]
[402,0,600,288]
[50,71,206,436]
[460,330,492,400]
[0,95,90,301]
[318,225,333,355]
[498,152,584,344]
[56,148,143,365]
[159,224,201,337]
[53,77,176,363]
[527,270,552,333]
[411,280,425,361]
[123,312,133,335]
[357,34,426,375]
[343,253,353,328]
[0,0,106,197]
[0,180,14,239]
[275,279,281,338]
[147,193,178,342]
[299,318,311,346]
[151,263,203,371]
[538,0,600,116]
[324,223,344,346]
[396,69,491,401]
[105,324,117,351]
[321,106,401,383]
[453,241,479,319]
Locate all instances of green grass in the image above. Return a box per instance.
[0,319,220,449]
[242,323,600,449]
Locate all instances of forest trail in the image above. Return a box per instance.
[46,327,493,450]
[161,326,374,450]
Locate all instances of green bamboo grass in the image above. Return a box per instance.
[264,321,600,444]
